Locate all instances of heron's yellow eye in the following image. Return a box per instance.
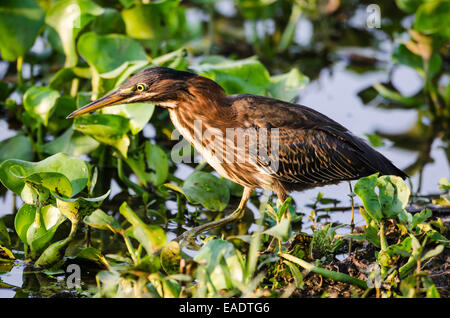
[136,83,147,92]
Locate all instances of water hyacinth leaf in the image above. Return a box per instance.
[194,57,271,95]
[0,0,45,61]
[0,153,89,198]
[73,114,130,157]
[414,0,450,37]
[353,174,383,221]
[34,239,69,268]
[182,171,230,212]
[10,169,73,199]
[152,48,189,70]
[55,191,110,223]
[47,96,77,135]
[263,218,292,241]
[194,239,245,291]
[49,68,77,91]
[161,241,181,275]
[103,103,155,135]
[43,128,100,156]
[77,32,147,78]
[83,209,121,232]
[121,0,184,49]
[268,68,309,102]
[0,134,33,164]
[145,142,168,186]
[17,204,65,256]
[91,8,125,35]
[46,0,104,67]
[75,247,109,268]
[119,202,166,254]
[395,0,423,13]
[377,175,410,219]
[14,204,36,245]
[23,86,60,126]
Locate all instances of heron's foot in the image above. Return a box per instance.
[174,207,246,247]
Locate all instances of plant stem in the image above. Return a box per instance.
[280,253,368,290]
[17,56,24,87]
[379,220,388,252]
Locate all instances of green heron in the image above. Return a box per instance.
[67,66,407,241]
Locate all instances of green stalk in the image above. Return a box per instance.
[121,231,137,264]
[379,220,388,252]
[17,56,24,87]
[278,3,302,52]
[117,157,147,196]
[70,78,79,97]
[280,253,368,290]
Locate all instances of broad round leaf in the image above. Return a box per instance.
[182,171,230,211]
[23,86,60,126]
[194,57,271,95]
[0,153,89,198]
[45,0,104,67]
[77,32,147,77]
[0,0,44,61]
[0,134,33,164]
[73,114,130,157]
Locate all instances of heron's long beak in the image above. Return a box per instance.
[66,90,126,118]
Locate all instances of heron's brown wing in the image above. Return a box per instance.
[230,94,406,184]
[255,129,373,185]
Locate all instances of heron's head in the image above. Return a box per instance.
[66,66,201,118]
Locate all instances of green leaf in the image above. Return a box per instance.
[121,0,184,50]
[83,209,121,232]
[0,0,45,61]
[0,153,89,198]
[119,202,166,254]
[55,191,110,223]
[73,114,130,157]
[11,169,73,199]
[415,0,450,37]
[75,247,109,268]
[268,68,309,102]
[373,83,419,108]
[45,0,104,67]
[364,133,385,148]
[145,142,168,186]
[181,171,230,212]
[263,218,291,241]
[354,173,383,221]
[194,239,245,291]
[103,103,155,135]
[34,239,69,268]
[15,204,65,256]
[14,204,36,245]
[194,57,271,95]
[377,175,410,219]
[77,32,147,78]
[395,0,424,13]
[0,134,33,164]
[421,244,444,261]
[283,260,304,289]
[43,128,100,156]
[23,86,60,127]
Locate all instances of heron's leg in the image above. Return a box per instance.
[175,187,254,244]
